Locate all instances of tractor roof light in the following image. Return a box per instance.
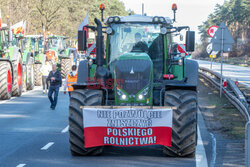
[99,3,105,10]
[107,16,120,24]
[114,16,120,23]
[172,3,177,11]
[152,16,166,24]
[107,17,114,23]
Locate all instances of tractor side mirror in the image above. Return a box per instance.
[78,30,87,51]
[185,31,195,52]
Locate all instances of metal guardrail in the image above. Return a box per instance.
[198,66,250,167]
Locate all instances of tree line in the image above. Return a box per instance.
[0,0,129,39]
[196,0,249,58]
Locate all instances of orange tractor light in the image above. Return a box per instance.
[172,3,177,11]
[99,3,105,10]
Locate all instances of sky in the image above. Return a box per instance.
[120,0,225,42]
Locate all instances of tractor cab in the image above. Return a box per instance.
[105,15,173,82]
[47,35,67,52]
[24,35,44,53]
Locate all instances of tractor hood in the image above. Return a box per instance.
[114,52,153,96]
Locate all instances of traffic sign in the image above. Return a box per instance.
[211,22,234,52]
[206,43,219,55]
[206,43,212,54]
[208,25,218,38]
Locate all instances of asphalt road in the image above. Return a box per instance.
[0,87,213,167]
[196,60,250,87]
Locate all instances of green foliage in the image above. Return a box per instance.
[0,0,129,39]
[198,0,249,57]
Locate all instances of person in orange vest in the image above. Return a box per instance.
[63,65,77,97]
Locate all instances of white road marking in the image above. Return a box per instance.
[195,126,208,167]
[41,142,54,150]
[61,125,69,133]
[210,132,217,167]
[16,164,26,167]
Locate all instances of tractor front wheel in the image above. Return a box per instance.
[61,58,71,79]
[163,89,197,157]
[69,89,104,156]
[34,63,42,86]
[27,57,35,90]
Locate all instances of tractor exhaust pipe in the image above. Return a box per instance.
[94,18,104,67]
[94,18,110,82]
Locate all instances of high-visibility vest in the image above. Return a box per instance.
[66,72,78,92]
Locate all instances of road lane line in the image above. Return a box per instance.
[41,142,54,150]
[61,125,69,133]
[195,126,208,167]
[16,164,26,167]
[210,132,217,167]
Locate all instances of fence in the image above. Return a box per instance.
[199,67,250,167]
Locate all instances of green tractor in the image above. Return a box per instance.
[0,24,23,99]
[45,35,76,78]
[69,7,198,157]
[13,33,36,92]
[24,35,45,86]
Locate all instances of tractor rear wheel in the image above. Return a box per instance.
[0,61,12,100]
[27,57,35,90]
[12,55,23,97]
[69,89,104,156]
[34,63,42,86]
[61,58,71,79]
[163,89,197,157]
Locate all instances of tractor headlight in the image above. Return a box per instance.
[137,87,149,100]
[117,88,128,101]
[160,27,167,34]
[138,94,144,100]
[88,58,93,65]
[106,27,113,35]
[121,94,127,100]
[178,59,183,66]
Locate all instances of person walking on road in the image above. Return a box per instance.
[47,64,62,110]
[64,65,77,97]
[40,60,51,94]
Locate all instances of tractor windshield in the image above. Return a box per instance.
[109,23,161,62]
[48,38,66,50]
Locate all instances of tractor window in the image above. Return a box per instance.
[109,23,161,63]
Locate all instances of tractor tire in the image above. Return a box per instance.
[34,63,42,86]
[27,57,35,90]
[0,61,12,100]
[12,56,23,97]
[69,89,104,156]
[22,65,27,92]
[163,89,197,157]
[61,58,71,79]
